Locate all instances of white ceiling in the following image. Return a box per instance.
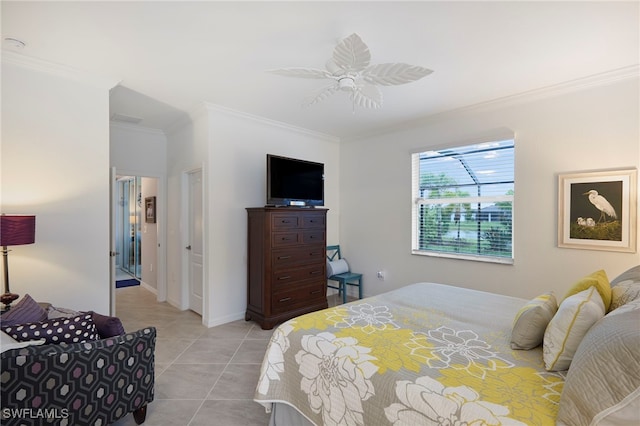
[2,1,638,140]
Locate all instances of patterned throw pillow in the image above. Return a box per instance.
[543,286,605,371]
[0,294,47,326]
[1,313,99,344]
[609,280,640,311]
[511,292,557,350]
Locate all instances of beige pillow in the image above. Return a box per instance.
[557,304,640,425]
[610,280,640,312]
[511,292,557,350]
[564,269,611,311]
[543,286,605,371]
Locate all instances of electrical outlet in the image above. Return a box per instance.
[150,264,153,272]
[377,271,385,281]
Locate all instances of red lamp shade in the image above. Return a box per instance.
[0,215,36,246]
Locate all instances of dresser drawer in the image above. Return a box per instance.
[271,282,325,314]
[272,246,325,269]
[272,214,300,230]
[302,214,326,228]
[271,232,301,247]
[302,230,325,244]
[272,265,325,291]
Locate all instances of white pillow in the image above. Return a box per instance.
[543,286,605,371]
[326,259,349,277]
[1,330,45,353]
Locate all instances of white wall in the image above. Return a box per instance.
[340,76,640,300]
[110,122,167,176]
[1,54,115,313]
[165,104,340,326]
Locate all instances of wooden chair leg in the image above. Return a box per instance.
[133,405,148,424]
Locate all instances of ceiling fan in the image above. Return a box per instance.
[267,33,433,110]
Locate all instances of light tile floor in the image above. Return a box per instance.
[112,285,348,426]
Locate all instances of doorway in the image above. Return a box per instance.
[116,176,142,280]
[113,175,161,293]
[111,170,166,316]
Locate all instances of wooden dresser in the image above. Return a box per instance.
[245,207,328,330]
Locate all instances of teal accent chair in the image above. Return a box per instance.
[326,245,363,304]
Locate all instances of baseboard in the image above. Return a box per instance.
[204,311,246,328]
[140,281,157,295]
[166,297,187,311]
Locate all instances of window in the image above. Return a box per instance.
[411,139,514,263]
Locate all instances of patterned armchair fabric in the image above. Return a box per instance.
[1,327,156,426]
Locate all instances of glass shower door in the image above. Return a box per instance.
[117,176,142,279]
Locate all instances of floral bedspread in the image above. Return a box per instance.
[255,283,565,426]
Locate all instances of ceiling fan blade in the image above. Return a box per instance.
[266,68,333,79]
[302,83,339,107]
[363,63,433,86]
[332,33,371,73]
[351,82,383,109]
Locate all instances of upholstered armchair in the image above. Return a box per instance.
[1,327,156,425]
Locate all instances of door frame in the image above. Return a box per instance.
[181,165,207,324]
[111,169,168,307]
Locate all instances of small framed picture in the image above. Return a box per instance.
[145,196,156,224]
[558,168,637,252]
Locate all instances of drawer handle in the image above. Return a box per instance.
[281,236,292,241]
[310,270,322,275]
[279,297,292,302]
[281,220,291,224]
[278,255,291,260]
[310,252,320,256]
[310,290,321,295]
[278,276,291,280]
[309,236,314,239]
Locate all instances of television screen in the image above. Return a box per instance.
[267,154,324,206]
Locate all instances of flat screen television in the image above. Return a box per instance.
[266,154,324,207]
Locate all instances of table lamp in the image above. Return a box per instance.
[0,214,36,311]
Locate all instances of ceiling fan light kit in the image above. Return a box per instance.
[268,33,433,111]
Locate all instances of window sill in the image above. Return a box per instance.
[411,250,514,265]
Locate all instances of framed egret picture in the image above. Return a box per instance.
[558,168,637,252]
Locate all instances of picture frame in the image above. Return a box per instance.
[558,168,637,252]
[145,196,156,224]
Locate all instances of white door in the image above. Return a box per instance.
[188,169,204,315]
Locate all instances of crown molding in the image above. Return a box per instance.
[345,64,640,143]
[201,102,340,143]
[1,50,120,90]
[459,64,639,113]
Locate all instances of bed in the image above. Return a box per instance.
[255,268,640,426]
